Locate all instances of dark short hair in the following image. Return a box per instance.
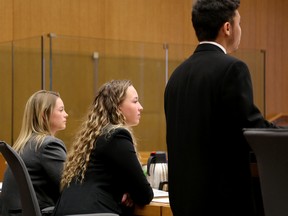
[192,0,240,41]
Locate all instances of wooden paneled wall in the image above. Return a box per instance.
[9,0,196,44]
[239,0,288,118]
[0,0,12,42]
[1,0,288,136]
[0,0,287,117]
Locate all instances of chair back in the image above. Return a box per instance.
[243,128,288,216]
[0,141,42,216]
[65,214,119,216]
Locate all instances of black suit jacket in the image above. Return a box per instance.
[52,128,153,216]
[164,44,276,216]
[1,136,67,215]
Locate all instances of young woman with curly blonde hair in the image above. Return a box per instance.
[53,80,153,216]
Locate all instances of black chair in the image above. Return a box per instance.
[0,141,119,216]
[243,128,288,216]
[0,140,43,216]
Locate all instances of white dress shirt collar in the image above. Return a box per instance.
[199,41,227,54]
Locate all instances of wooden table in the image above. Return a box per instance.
[134,202,173,216]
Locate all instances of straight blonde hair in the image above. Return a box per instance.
[13,90,60,153]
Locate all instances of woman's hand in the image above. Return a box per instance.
[121,193,134,207]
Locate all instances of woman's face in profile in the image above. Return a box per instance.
[49,97,68,135]
[119,85,143,127]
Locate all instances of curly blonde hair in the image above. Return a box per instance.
[61,80,139,190]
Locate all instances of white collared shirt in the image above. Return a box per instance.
[199,41,227,54]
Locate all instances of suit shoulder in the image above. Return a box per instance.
[106,127,132,141]
[42,136,66,149]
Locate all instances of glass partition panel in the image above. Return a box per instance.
[47,35,167,151]
[0,35,265,153]
[12,36,44,142]
[0,42,13,142]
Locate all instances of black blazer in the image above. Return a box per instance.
[52,128,153,216]
[164,44,277,216]
[1,136,67,215]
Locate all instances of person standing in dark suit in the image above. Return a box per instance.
[1,90,68,216]
[164,0,277,216]
[52,80,153,216]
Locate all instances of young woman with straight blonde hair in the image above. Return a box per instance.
[1,90,68,216]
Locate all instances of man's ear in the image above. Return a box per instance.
[223,22,231,36]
